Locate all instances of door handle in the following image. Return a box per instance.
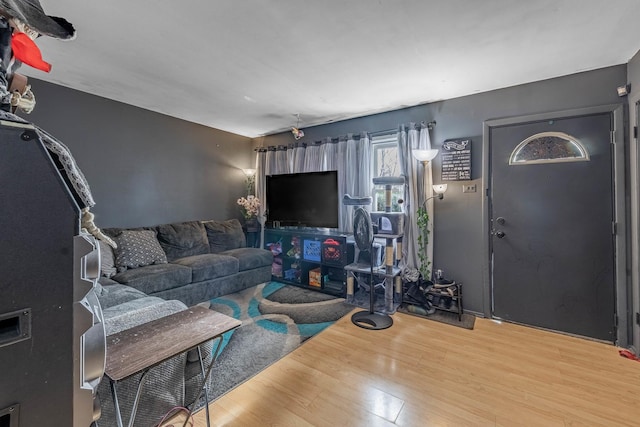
[495,230,506,239]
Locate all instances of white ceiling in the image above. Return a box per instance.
[26,0,640,138]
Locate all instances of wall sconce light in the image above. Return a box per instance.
[242,168,256,178]
[432,184,448,200]
[412,149,439,164]
[617,84,631,97]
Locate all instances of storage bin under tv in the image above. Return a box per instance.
[264,228,354,296]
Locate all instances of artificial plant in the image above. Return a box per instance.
[416,204,431,283]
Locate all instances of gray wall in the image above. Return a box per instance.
[257,65,627,313]
[23,78,254,228]
[20,66,628,314]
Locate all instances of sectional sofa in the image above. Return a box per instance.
[94,218,272,427]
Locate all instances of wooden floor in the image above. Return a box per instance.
[163,310,640,426]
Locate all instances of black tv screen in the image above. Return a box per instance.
[266,171,339,228]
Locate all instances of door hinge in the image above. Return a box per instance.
[610,130,615,144]
[634,126,638,139]
[612,222,617,235]
[614,315,619,328]
[636,312,640,325]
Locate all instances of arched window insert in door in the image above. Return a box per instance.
[508,131,590,165]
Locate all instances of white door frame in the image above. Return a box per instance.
[482,104,629,346]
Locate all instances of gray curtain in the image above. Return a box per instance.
[255,132,371,233]
[398,122,434,278]
[337,132,371,232]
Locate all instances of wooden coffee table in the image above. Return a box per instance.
[105,306,241,427]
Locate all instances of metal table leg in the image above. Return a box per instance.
[183,337,224,427]
[110,369,151,427]
[110,380,124,427]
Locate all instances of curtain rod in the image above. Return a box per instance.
[253,121,436,151]
[370,121,437,137]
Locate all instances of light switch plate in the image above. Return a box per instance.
[462,184,477,193]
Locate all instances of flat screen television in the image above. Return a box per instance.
[266,171,339,229]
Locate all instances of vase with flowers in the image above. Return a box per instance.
[237,195,261,232]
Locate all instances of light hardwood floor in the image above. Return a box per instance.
[163,310,640,426]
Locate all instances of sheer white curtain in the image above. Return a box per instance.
[398,122,434,278]
[293,143,306,173]
[255,147,268,226]
[274,146,288,174]
[255,132,371,233]
[337,136,349,231]
[323,138,338,171]
[303,141,324,172]
[337,133,371,232]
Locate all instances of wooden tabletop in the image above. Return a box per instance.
[105,306,241,381]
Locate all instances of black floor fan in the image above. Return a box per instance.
[350,207,393,330]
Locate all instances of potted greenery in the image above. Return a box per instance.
[416,204,433,285]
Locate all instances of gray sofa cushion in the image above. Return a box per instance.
[203,219,246,253]
[112,229,168,272]
[222,247,273,272]
[97,282,149,309]
[98,240,117,278]
[156,221,210,261]
[173,253,239,282]
[113,263,192,294]
[102,296,179,334]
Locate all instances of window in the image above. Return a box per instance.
[371,134,402,212]
[509,132,590,165]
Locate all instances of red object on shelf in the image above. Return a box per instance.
[322,238,342,264]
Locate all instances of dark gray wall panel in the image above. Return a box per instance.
[23,78,254,228]
[258,65,627,313]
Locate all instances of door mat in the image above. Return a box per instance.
[397,304,475,330]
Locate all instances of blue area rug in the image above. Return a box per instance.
[206,282,354,400]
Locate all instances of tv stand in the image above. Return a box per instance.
[264,228,354,296]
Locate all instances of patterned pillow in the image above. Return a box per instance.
[113,230,168,272]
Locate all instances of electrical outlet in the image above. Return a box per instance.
[462,184,477,193]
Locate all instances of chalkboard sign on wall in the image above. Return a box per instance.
[441,138,472,181]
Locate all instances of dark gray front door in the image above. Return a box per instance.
[490,112,615,341]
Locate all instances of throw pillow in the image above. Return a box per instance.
[156,221,210,261]
[203,219,246,253]
[113,229,168,272]
[98,239,117,278]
